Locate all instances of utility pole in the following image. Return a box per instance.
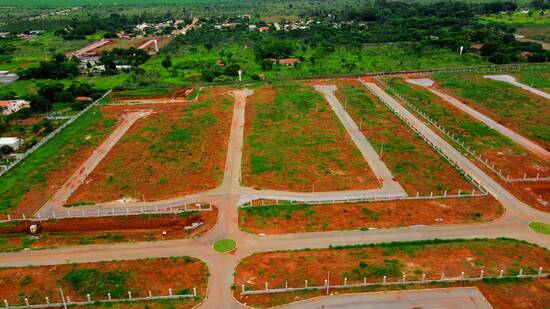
[326,271,330,295]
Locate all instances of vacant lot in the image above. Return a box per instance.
[239,196,502,234]
[0,108,119,217]
[513,69,550,93]
[0,208,217,252]
[0,257,207,306]
[334,79,474,195]
[234,238,550,308]
[68,88,233,204]
[242,83,378,192]
[389,77,550,211]
[432,72,550,150]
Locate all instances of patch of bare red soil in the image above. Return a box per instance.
[239,196,503,234]
[0,207,217,250]
[0,257,207,306]
[234,239,550,308]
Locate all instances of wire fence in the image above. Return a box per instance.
[3,287,197,309]
[240,267,547,296]
[0,202,213,223]
[360,80,488,195]
[374,77,549,183]
[0,90,112,178]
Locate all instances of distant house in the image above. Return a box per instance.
[278,58,301,66]
[76,96,93,102]
[0,100,29,115]
[258,26,270,32]
[0,137,22,151]
[249,25,258,31]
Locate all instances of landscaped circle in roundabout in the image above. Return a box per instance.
[213,239,237,253]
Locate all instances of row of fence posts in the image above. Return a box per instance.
[0,202,213,223]
[241,267,547,296]
[374,76,549,183]
[360,80,487,194]
[4,287,197,308]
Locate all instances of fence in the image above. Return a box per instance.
[0,202,213,223]
[3,287,197,309]
[375,77,549,183]
[360,80,488,195]
[240,188,488,208]
[240,267,547,296]
[0,90,112,178]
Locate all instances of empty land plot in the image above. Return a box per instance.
[513,69,550,93]
[242,83,378,192]
[432,72,550,151]
[389,78,550,211]
[0,257,207,307]
[67,88,233,204]
[333,79,474,195]
[239,196,503,234]
[234,238,550,308]
[0,208,217,252]
[0,108,119,217]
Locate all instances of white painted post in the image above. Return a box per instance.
[128,291,132,300]
[22,214,26,220]
[108,293,111,301]
[344,278,347,286]
[518,268,523,277]
[169,288,172,296]
[6,215,10,221]
[241,284,245,294]
[480,270,484,279]
[285,281,288,290]
[3,300,8,308]
[402,274,406,282]
[444,190,447,197]
[383,276,387,284]
[25,298,29,306]
[430,191,433,197]
[305,280,308,288]
[193,287,197,297]
[45,297,49,304]
[458,190,461,196]
[422,273,426,281]
[363,277,367,286]
[265,282,268,290]
[460,272,464,281]
[539,267,543,277]
[66,296,71,304]
[499,269,504,278]
[441,272,445,280]
[149,290,153,298]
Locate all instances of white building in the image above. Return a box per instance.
[0,100,29,115]
[0,137,22,151]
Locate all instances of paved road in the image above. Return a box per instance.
[427,85,550,159]
[279,287,493,309]
[484,74,550,100]
[2,83,550,308]
[37,110,152,216]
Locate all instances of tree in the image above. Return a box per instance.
[38,83,65,101]
[224,63,240,77]
[0,145,13,158]
[30,96,53,113]
[489,52,510,64]
[261,59,273,70]
[161,56,173,69]
[480,42,499,56]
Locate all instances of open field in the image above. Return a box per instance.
[242,82,379,192]
[513,69,550,92]
[0,209,217,252]
[388,77,550,211]
[234,238,550,308]
[67,88,233,204]
[0,107,120,216]
[331,78,474,195]
[239,196,503,234]
[0,256,207,307]
[432,72,550,150]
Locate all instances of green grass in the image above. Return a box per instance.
[63,268,132,298]
[529,222,550,235]
[0,107,117,214]
[513,69,550,92]
[213,239,236,253]
[432,72,550,148]
[480,11,550,26]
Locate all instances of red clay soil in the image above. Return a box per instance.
[239,196,503,234]
[67,88,233,204]
[234,239,550,308]
[242,83,379,192]
[333,78,474,194]
[0,207,217,251]
[8,108,123,217]
[110,87,195,102]
[0,257,208,306]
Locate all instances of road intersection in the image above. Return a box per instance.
[0,82,548,308]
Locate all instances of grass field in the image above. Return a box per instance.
[67,88,233,204]
[239,196,503,234]
[234,238,550,308]
[513,69,550,92]
[213,239,236,253]
[529,222,550,234]
[432,72,550,150]
[242,82,378,192]
[0,256,207,306]
[337,79,473,194]
[0,107,118,215]
[480,11,550,26]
